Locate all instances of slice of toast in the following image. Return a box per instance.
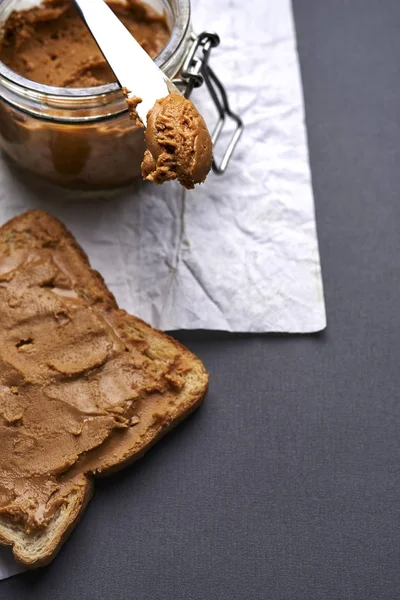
[0,210,208,568]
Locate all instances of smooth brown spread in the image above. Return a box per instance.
[0,220,188,532]
[0,0,170,87]
[141,94,213,189]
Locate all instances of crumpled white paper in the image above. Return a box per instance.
[0,0,325,335]
[0,0,325,580]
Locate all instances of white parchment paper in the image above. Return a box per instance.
[0,0,325,580]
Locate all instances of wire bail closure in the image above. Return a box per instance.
[173,31,244,175]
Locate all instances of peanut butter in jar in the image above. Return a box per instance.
[0,0,194,189]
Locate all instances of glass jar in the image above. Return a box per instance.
[0,0,194,189]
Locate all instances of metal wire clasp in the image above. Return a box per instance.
[173,32,244,175]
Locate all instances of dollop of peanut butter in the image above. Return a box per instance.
[141,94,213,189]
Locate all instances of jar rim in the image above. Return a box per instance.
[0,0,190,100]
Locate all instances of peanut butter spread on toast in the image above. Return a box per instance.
[0,212,198,533]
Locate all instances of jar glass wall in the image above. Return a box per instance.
[0,0,192,188]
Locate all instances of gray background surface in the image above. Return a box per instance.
[2,0,400,598]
